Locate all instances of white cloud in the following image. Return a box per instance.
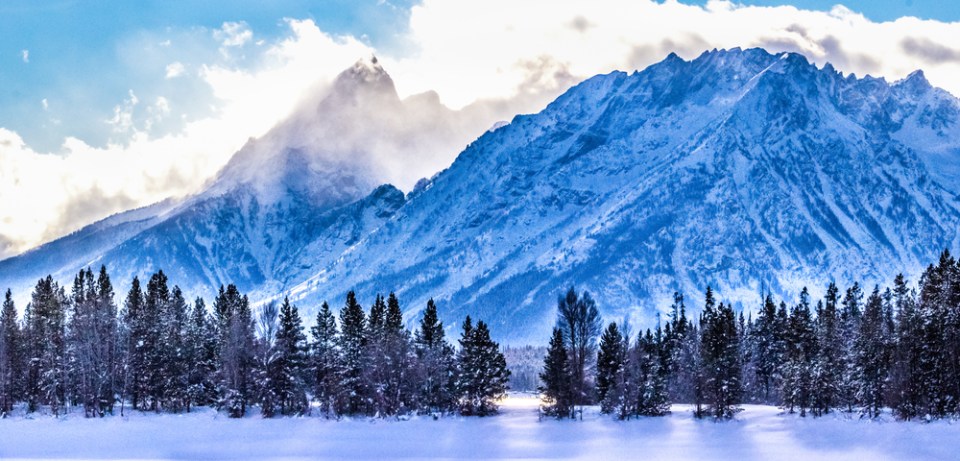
[165,61,185,79]
[4,1,960,258]
[215,21,253,47]
[41,99,48,111]
[20,49,28,63]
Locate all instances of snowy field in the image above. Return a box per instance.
[1,395,957,460]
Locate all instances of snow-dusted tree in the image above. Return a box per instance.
[0,289,22,416]
[635,328,669,416]
[258,297,308,417]
[186,297,217,409]
[66,267,119,417]
[413,298,457,414]
[856,286,891,418]
[161,286,190,412]
[457,317,509,415]
[699,288,741,419]
[24,276,68,415]
[381,293,415,415]
[596,322,625,414]
[811,283,842,416]
[889,274,923,419]
[120,277,146,410]
[214,284,255,417]
[780,288,816,416]
[337,291,367,415]
[837,283,863,412]
[749,294,785,405]
[311,301,342,417]
[539,327,573,418]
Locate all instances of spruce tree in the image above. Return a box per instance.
[856,286,891,418]
[539,327,572,418]
[311,301,342,417]
[812,282,842,416]
[699,289,741,419]
[596,322,625,414]
[0,289,21,416]
[338,291,367,415]
[273,297,308,416]
[781,288,816,416]
[457,317,509,416]
[635,329,669,416]
[414,298,456,414]
[24,276,68,415]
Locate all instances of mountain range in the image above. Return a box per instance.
[3,47,960,343]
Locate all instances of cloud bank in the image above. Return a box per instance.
[3,0,960,259]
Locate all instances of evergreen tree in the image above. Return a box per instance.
[699,289,741,419]
[381,293,414,415]
[162,286,190,412]
[414,298,457,414]
[121,277,147,411]
[750,294,785,404]
[856,286,891,418]
[338,291,367,415]
[24,276,68,415]
[0,289,21,416]
[67,267,119,417]
[186,297,216,409]
[213,284,255,417]
[838,283,863,412]
[311,301,342,417]
[539,327,573,418]
[811,282,842,416]
[596,322,625,414]
[890,274,922,419]
[781,288,816,416]
[457,317,509,415]
[635,329,669,416]
[271,297,309,416]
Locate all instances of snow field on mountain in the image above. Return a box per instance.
[1,394,956,460]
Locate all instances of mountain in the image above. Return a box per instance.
[4,48,960,344]
[0,57,481,306]
[283,48,960,342]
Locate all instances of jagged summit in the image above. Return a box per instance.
[3,48,960,343]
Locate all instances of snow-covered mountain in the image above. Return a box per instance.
[0,57,473,306]
[4,48,960,343]
[284,48,960,342]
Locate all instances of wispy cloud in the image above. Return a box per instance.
[20,49,28,63]
[3,0,960,259]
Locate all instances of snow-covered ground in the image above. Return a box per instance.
[1,395,956,460]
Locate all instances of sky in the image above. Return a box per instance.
[2,0,960,259]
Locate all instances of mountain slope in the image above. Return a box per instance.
[286,48,960,342]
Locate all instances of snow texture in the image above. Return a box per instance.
[0,396,955,460]
[3,48,960,343]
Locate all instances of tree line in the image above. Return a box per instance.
[540,250,960,421]
[0,267,509,418]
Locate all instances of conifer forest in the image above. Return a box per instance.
[3,250,960,424]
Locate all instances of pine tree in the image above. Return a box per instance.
[67,267,119,417]
[121,277,147,411]
[186,297,216,409]
[414,298,456,414]
[750,294,785,405]
[635,329,669,416]
[457,317,509,415]
[214,284,255,417]
[539,327,573,418]
[24,276,68,415]
[0,289,21,416]
[811,282,842,416]
[890,274,922,419]
[838,283,863,412]
[162,286,190,412]
[856,286,891,418]
[311,301,342,417]
[338,291,367,415]
[381,293,414,415]
[596,322,625,414]
[699,289,741,419]
[273,297,308,416]
[781,288,816,416]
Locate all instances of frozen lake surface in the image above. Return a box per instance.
[1,395,956,460]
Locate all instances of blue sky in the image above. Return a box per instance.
[3,0,960,258]
[2,0,957,151]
